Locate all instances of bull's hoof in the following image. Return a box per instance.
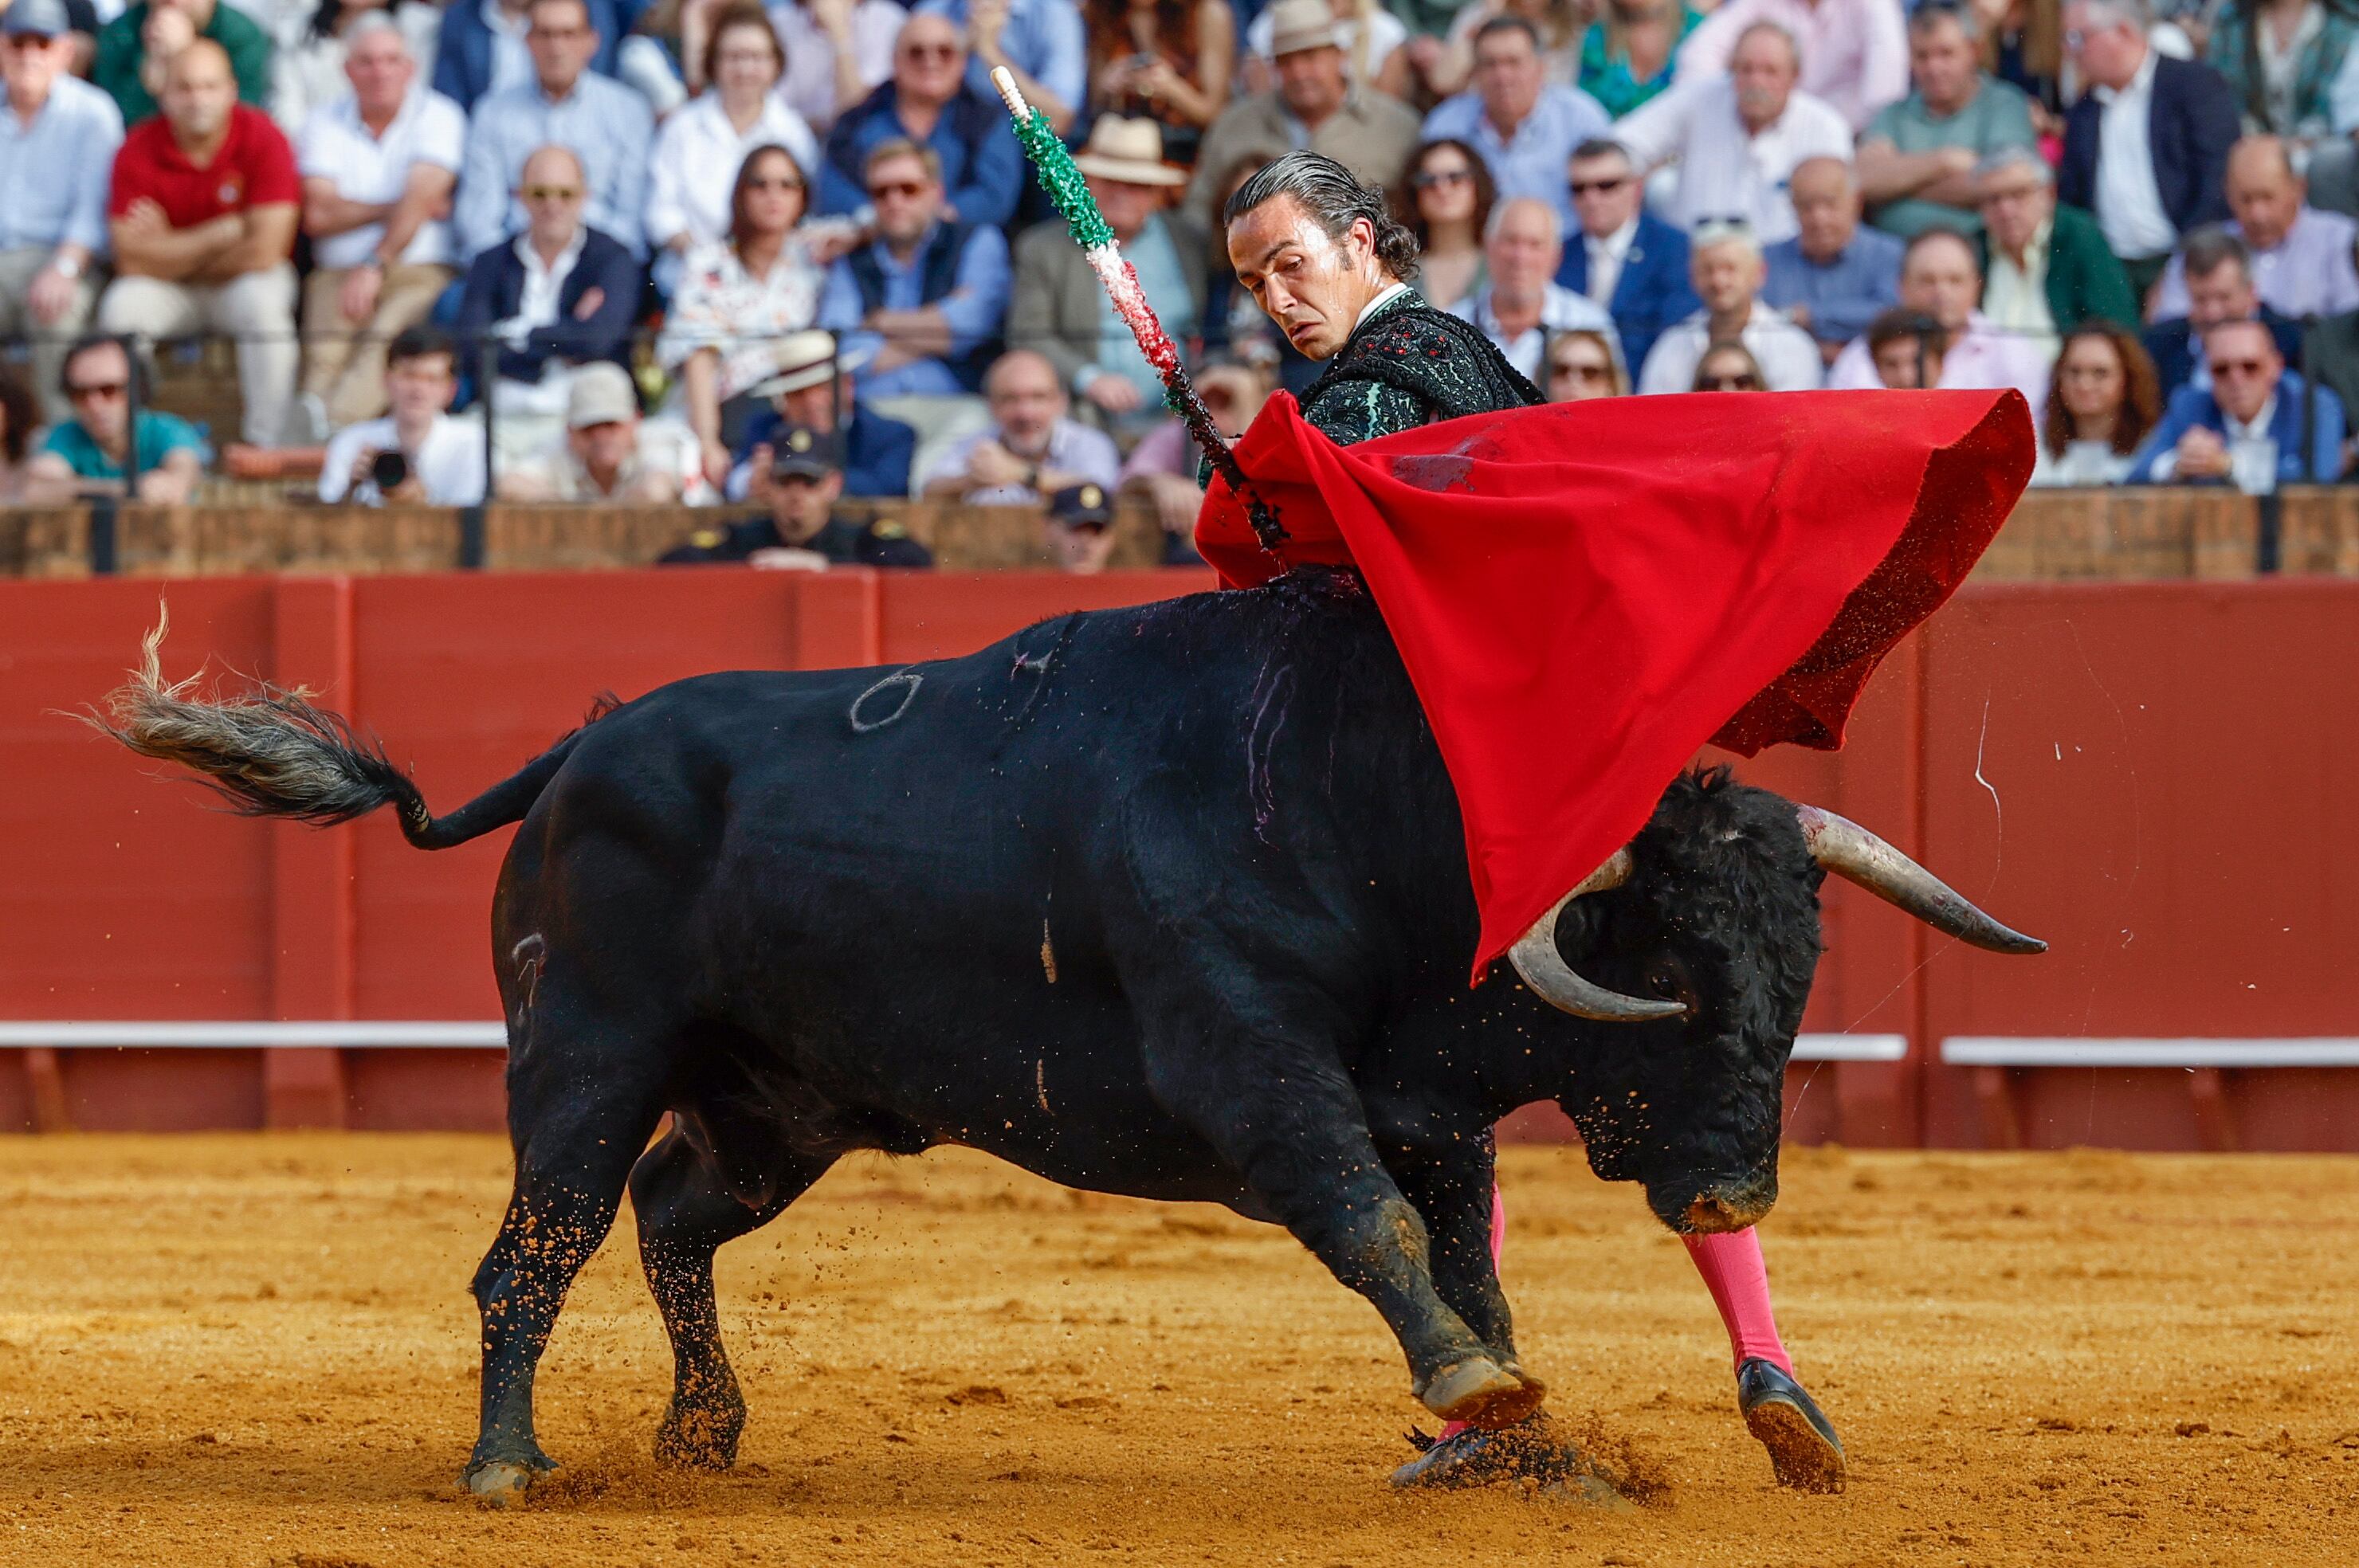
[1388,1413,1628,1507]
[1415,1354,1545,1429]
[654,1400,744,1472]
[463,1457,553,1508]
[1737,1358,1844,1494]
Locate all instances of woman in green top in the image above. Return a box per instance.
[2206,0,2359,146]
[1578,0,1702,120]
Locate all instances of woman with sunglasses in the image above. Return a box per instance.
[1388,138,1495,312]
[1544,327,1627,399]
[2031,322,2161,484]
[658,143,843,486]
[646,2,823,296]
[1691,339,1768,391]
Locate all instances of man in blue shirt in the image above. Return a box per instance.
[817,11,1022,229]
[1420,15,1608,230]
[1761,156,1905,365]
[435,0,626,112]
[0,0,125,426]
[818,139,1011,398]
[917,0,1085,134]
[455,0,653,257]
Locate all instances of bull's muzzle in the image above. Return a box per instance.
[1679,1186,1775,1234]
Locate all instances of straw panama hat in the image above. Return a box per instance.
[1266,0,1345,57]
[1070,117,1187,187]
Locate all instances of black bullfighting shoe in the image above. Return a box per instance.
[1737,1358,1845,1493]
[1389,1413,1622,1499]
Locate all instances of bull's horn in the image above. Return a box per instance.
[1796,806,2047,955]
[1509,849,1690,1022]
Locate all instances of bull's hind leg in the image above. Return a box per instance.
[630,1119,834,1472]
[465,1021,672,1505]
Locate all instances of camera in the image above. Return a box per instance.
[369,449,410,493]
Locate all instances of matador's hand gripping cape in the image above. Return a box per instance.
[1196,386,2037,983]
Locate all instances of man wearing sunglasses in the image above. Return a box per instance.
[814,13,1022,229]
[453,0,652,259]
[453,143,642,459]
[2127,316,2343,489]
[1555,138,1698,374]
[22,331,205,503]
[817,138,1011,398]
[0,0,124,428]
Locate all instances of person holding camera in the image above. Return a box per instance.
[318,324,487,504]
[660,422,933,566]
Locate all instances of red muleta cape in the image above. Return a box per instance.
[1195,389,2035,984]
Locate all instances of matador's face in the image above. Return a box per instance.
[1226,196,1386,363]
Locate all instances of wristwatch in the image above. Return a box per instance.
[1022,461,1041,490]
[49,253,82,280]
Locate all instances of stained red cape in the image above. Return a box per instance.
[1195,389,2035,982]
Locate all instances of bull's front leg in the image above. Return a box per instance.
[1144,1037,1544,1430]
[1388,1139,1517,1366]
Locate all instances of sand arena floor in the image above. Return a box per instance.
[0,1135,2353,1566]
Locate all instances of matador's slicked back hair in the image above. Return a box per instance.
[1223,150,1421,281]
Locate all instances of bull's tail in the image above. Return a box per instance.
[85,607,587,851]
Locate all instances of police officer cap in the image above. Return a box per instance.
[769,425,847,481]
[1048,482,1113,532]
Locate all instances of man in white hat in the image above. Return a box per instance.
[497,359,705,504]
[1183,0,1420,229]
[1010,117,1203,441]
[727,327,918,501]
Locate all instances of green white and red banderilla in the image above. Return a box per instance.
[987,67,1286,551]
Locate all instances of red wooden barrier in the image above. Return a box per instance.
[4,570,2357,1150]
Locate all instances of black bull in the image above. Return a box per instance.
[95,568,2039,1502]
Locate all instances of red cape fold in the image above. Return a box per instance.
[1195,389,2035,983]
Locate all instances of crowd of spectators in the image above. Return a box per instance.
[18,0,2359,572]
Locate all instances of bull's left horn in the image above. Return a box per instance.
[1796,806,2047,955]
[1509,849,1690,1022]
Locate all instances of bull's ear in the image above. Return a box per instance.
[1796,806,2045,955]
[1509,849,1690,1023]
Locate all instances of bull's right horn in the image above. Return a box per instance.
[1509,849,1690,1023]
[1796,806,2047,955]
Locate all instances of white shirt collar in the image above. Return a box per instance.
[1588,214,1639,260]
[516,225,587,276]
[2094,48,2158,107]
[1353,280,1413,335]
[2224,393,2279,441]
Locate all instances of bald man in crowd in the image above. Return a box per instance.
[2150,136,2359,324]
[99,38,300,445]
[1761,157,1904,363]
[1826,226,2048,416]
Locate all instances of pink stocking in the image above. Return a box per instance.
[1681,1227,1795,1377]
